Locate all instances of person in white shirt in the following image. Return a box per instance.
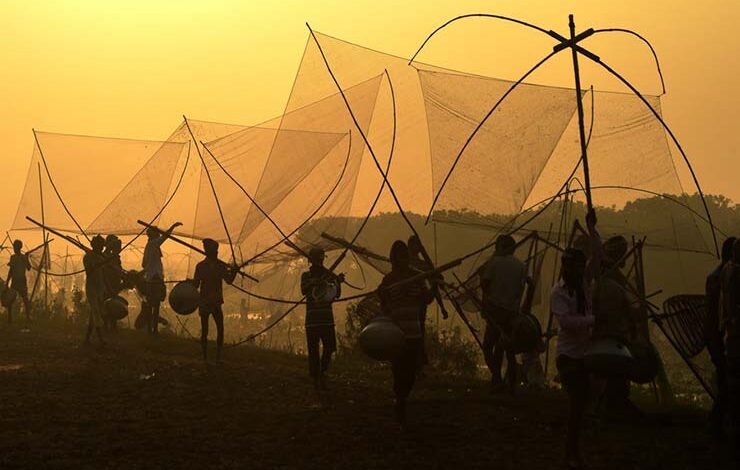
[551,210,599,470]
[142,222,181,335]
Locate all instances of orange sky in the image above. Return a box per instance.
[1,0,738,231]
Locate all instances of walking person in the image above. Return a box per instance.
[142,222,181,335]
[378,240,433,427]
[192,238,237,362]
[5,240,33,323]
[300,247,343,389]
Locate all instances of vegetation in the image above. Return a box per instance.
[0,319,727,469]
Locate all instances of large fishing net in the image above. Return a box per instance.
[11,131,188,235]
[7,31,720,389]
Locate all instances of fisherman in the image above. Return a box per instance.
[142,222,181,336]
[595,234,641,416]
[300,247,343,389]
[5,240,33,323]
[192,238,237,362]
[552,247,595,469]
[480,234,530,393]
[102,234,124,331]
[550,209,601,469]
[706,236,736,437]
[407,235,447,371]
[378,240,433,427]
[71,284,85,324]
[83,235,107,346]
[52,286,68,320]
[721,239,740,454]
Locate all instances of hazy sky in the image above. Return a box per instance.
[1,0,738,231]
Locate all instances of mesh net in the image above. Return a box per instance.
[6,31,720,375]
[215,75,383,261]
[232,31,717,365]
[418,69,580,216]
[11,132,187,235]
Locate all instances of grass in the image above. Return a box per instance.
[0,319,730,469]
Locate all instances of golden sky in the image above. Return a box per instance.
[1,0,738,231]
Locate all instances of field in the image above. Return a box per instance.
[0,320,731,470]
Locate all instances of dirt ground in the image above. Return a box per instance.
[0,320,731,470]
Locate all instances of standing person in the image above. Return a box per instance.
[706,236,736,437]
[480,234,529,393]
[5,240,33,323]
[722,239,740,457]
[142,222,181,336]
[83,235,107,346]
[300,247,343,390]
[407,235,448,372]
[378,240,433,428]
[552,248,595,470]
[551,209,601,470]
[102,234,124,331]
[719,240,740,463]
[595,234,642,417]
[192,239,236,362]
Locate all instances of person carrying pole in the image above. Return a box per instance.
[83,235,107,346]
[5,240,33,323]
[192,238,237,362]
[102,234,124,331]
[300,247,344,389]
[480,234,530,393]
[378,240,433,428]
[142,222,182,336]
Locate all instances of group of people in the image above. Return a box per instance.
[2,221,239,362]
[78,222,183,346]
[299,236,441,425]
[5,209,738,466]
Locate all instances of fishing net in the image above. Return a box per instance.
[7,31,719,368]
[199,125,349,253]
[236,30,715,363]
[277,33,711,280]
[206,75,383,262]
[418,69,581,216]
[11,131,187,235]
[152,119,252,241]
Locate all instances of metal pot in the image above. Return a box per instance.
[584,337,634,377]
[629,342,660,384]
[168,281,199,315]
[310,280,338,303]
[104,295,129,320]
[506,313,543,354]
[359,316,405,361]
[1,287,17,308]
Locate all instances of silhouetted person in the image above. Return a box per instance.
[596,234,642,417]
[379,240,433,428]
[193,238,236,362]
[102,234,124,331]
[53,286,68,320]
[83,235,107,346]
[721,239,740,455]
[480,234,529,393]
[706,236,736,437]
[552,246,597,469]
[142,222,181,336]
[407,235,438,371]
[300,247,343,389]
[5,240,33,323]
